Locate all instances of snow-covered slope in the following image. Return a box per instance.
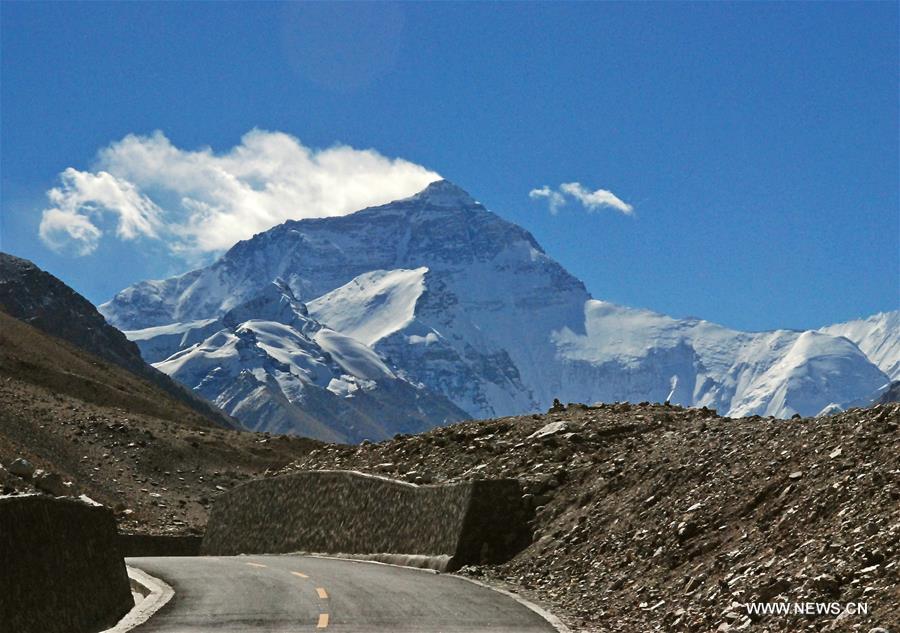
[307,268,428,346]
[102,180,898,428]
[125,318,220,363]
[135,280,466,442]
[725,331,889,417]
[545,300,889,418]
[819,311,900,380]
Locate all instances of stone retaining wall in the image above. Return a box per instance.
[0,495,133,633]
[202,470,531,571]
[117,533,203,557]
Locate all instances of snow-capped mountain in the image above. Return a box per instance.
[102,180,897,433]
[552,301,890,418]
[106,180,585,421]
[125,279,466,442]
[819,311,900,380]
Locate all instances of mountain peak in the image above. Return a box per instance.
[409,179,478,207]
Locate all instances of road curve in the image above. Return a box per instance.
[128,555,559,632]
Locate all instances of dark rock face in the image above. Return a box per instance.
[0,252,236,429]
[878,380,900,404]
[201,470,532,571]
[0,495,133,633]
[0,253,146,375]
[7,457,35,478]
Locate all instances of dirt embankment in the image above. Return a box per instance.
[0,312,319,534]
[280,401,900,633]
[0,252,236,427]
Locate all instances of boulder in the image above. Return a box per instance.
[8,458,35,478]
[34,471,71,497]
[527,421,570,440]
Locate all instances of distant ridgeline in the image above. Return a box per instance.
[92,181,897,441]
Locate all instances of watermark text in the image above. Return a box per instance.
[745,602,868,616]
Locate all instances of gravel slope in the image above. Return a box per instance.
[279,401,900,632]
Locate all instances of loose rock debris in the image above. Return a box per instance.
[281,401,900,632]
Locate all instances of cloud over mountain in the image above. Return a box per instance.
[39,130,440,256]
[530,182,633,215]
[528,186,566,214]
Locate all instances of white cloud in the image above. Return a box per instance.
[39,130,441,256]
[38,208,103,256]
[528,186,566,215]
[560,182,633,214]
[530,182,633,216]
[39,168,163,255]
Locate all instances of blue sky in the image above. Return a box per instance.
[1,1,897,332]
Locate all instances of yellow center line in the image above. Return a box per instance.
[317,613,329,629]
[316,587,329,600]
[245,562,267,568]
[291,571,309,579]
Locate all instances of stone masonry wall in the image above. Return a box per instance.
[117,533,203,557]
[0,495,133,633]
[201,470,531,571]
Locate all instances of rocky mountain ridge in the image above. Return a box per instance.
[0,310,318,534]
[0,253,236,429]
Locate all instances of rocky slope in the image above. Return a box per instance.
[279,401,900,632]
[101,181,896,431]
[0,252,235,428]
[0,310,318,534]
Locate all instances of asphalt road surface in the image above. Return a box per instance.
[128,555,559,632]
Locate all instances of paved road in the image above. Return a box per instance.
[128,555,559,632]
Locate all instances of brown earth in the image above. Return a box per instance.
[0,311,319,534]
[278,400,900,632]
[0,252,236,428]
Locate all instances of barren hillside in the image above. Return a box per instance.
[0,311,319,533]
[280,400,900,632]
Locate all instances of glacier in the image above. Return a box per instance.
[102,180,897,437]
